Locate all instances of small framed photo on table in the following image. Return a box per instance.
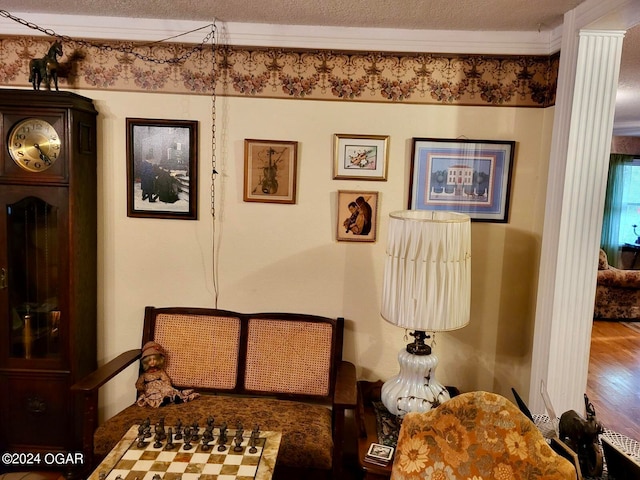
[333,134,389,180]
[409,138,515,222]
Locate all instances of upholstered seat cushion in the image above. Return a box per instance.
[94,395,333,470]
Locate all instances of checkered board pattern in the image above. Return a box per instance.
[104,429,266,480]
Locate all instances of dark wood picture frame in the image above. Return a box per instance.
[243,139,298,204]
[126,118,198,220]
[409,138,515,222]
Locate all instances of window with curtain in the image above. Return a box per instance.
[619,159,640,244]
[601,155,640,267]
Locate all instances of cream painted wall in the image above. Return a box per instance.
[82,89,554,421]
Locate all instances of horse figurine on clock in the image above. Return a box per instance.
[29,40,63,91]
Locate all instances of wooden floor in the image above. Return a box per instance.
[587,320,640,441]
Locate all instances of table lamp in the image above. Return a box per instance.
[380,210,471,416]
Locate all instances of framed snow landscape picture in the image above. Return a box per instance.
[126,118,198,220]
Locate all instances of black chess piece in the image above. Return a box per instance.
[234,422,244,452]
[203,425,214,443]
[174,419,183,440]
[183,426,193,450]
[201,431,212,452]
[156,418,166,441]
[249,435,258,453]
[217,424,227,452]
[137,434,148,448]
[190,421,200,441]
[153,431,162,449]
[249,425,260,454]
[219,422,228,443]
[165,427,175,450]
[142,417,152,438]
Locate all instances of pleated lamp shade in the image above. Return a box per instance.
[381,210,471,332]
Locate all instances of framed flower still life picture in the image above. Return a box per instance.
[333,134,389,180]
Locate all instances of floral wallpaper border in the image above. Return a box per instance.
[0,36,558,107]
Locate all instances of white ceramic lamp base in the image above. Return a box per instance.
[381,347,450,416]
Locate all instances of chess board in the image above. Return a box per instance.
[89,424,282,480]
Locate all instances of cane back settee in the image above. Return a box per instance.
[71,306,357,479]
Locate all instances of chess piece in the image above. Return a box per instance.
[203,425,214,443]
[190,421,200,441]
[153,431,162,449]
[156,417,166,440]
[175,419,183,440]
[234,422,244,452]
[165,427,175,450]
[142,418,152,438]
[183,426,193,450]
[137,434,148,448]
[219,422,228,443]
[234,434,243,452]
[249,425,260,454]
[217,424,227,452]
[202,429,212,452]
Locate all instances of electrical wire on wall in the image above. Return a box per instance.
[209,22,220,308]
[0,9,222,308]
[0,10,215,65]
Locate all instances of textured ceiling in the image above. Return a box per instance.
[1,0,586,32]
[1,0,639,134]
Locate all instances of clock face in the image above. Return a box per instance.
[8,118,62,173]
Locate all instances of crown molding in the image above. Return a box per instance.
[1,11,557,55]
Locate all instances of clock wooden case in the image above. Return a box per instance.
[0,89,98,460]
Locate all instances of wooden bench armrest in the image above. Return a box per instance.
[71,349,142,393]
[333,360,357,408]
[71,348,141,469]
[331,360,357,478]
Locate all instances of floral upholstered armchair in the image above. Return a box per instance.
[594,248,640,320]
[390,391,576,480]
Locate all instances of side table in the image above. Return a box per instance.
[356,380,461,480]
[357,380,393,480]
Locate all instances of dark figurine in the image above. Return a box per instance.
[559,394,604,477]
[165,427,175,450]
[29,41,63,91]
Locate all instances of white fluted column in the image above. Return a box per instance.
[529,29,624,415]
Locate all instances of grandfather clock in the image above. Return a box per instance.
[0,89,97,461]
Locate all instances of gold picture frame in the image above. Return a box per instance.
[336,190,379,242]
[333,134,389,180]
[243,139,298,204]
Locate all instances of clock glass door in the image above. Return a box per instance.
[7,196,60,360]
